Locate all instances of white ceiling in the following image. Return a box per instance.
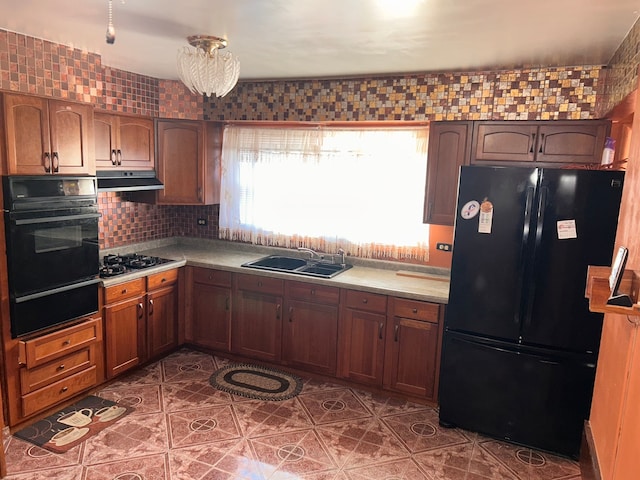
[1,0,640,82]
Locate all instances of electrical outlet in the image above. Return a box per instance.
[197,218,208,226]
[436,242,452,251]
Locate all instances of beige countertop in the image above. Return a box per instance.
[101,238,450,304]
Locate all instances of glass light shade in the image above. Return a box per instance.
[176,38,240,98]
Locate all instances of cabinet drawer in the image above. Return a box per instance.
[104,277,146,304]
[236,273,284,296]
[192,267,232,287]
[19,318,102,368]
[392,298,440,323]
[21,366,97,418]
[147,268,179,290]
[20,346,95,394]
[287,281,340,305]
[344,290,387,313]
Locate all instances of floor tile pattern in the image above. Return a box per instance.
[3,349,582,479]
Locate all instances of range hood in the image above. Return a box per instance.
[97,170,164,192]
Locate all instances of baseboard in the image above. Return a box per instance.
[580,421,602,480]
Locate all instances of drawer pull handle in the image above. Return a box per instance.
[149,298,154,315]
[137,303,144,319]
[62,340,71,346]
[378,322,384,340]
[394,324,399,342]
[208,275,213,280]
[161,278,166,283]
[225,297,230,311]
[58,364,65,370]
[258,281,263,287]
[289,306,294,322]
[310,289,315,295]
[362,298,368,304]
[61,386,68,393]
[412,308,418,314]
[122,288,128,294]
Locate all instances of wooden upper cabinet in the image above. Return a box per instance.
[423,122,472,225]
[3,94,94,175]
[472,120,610,165]
[155,120,221,205]
[94,113,154,170]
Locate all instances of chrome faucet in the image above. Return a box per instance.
[337,248,346,266]
[298,247,321,260]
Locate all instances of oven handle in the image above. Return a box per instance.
[14,278,101,303]
[14,213,101,225]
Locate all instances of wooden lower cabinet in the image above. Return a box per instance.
[103,270,180,379]
[383,298,443,401]
[187,267,232,352]
[146,269,179,359]
[338,290,388,387]
[282,281,340,376]
[10,316,104,424]
[233,273,284,363]
[104,292,146,379]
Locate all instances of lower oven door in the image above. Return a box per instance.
[5,209,99,297]
[11,279,100,338]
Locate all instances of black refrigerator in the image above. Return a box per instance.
[439,165,624,458]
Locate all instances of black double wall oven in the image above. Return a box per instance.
[3,176,100,338]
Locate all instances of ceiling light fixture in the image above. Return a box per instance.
[176,35,240,98]
[106,0,116,44]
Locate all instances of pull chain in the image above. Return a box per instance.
[106,0,116,44]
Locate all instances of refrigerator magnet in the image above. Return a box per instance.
[557,219,577,239]
[461,200,480,219]
[478,200,493,234]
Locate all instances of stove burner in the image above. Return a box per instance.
[99,264,127,277]
[100,253,172,278]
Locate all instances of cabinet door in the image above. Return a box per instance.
[472,122,538,163]
[536,122,608,164]
[118,116,154,170]
[147,284,178,359]
[104,295,145,379]
[3,94,51,174]
[283,298,338,376]
[233,289,282,363]
[156,120,203,204]
[48,100,94,174]
[384,317,439,399]
[191,282,231,352]
[338,308,386,387]
[423,122,471,225]
[94,113,118,169]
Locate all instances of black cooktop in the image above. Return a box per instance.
[99,253,173,278]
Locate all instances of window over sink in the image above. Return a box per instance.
[219,124,430,261]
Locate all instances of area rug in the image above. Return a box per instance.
[14,395,132,454]
[209,364,303,401]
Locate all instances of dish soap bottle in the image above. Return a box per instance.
[601,137,616,166]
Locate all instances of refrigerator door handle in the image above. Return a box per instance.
[524,185,548,329]
[514,186,535,327]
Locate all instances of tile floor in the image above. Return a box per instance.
[2,348,582,479]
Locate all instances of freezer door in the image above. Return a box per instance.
[522,169,624,352]
[446,166,537,341]
[438,331,597,458]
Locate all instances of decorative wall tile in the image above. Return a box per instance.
[158,79,203,120]
[598,17,640,116]
[98,66,159,116]
[203,67,603,122]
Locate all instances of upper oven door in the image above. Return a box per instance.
[5,207,100,298]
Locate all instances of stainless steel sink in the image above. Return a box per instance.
[242,255,352,278]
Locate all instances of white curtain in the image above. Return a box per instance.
[219,124,430,261]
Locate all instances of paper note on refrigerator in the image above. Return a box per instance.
[557,220,577,239]
[478,200,493,234]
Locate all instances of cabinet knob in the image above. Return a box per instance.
[412,308,418,314]
[258,281,263,287]
[310,289,315,295]
[122,288,128,294]
[362,298,368,304]
[58,364,65,370]
[161,277,166,283]
[61,386,68,393]
[62,340,71,346]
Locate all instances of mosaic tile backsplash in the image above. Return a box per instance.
[2,22,640,253]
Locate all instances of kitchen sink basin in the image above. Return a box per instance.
[244,255,307,271]
[242,255,352,278]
